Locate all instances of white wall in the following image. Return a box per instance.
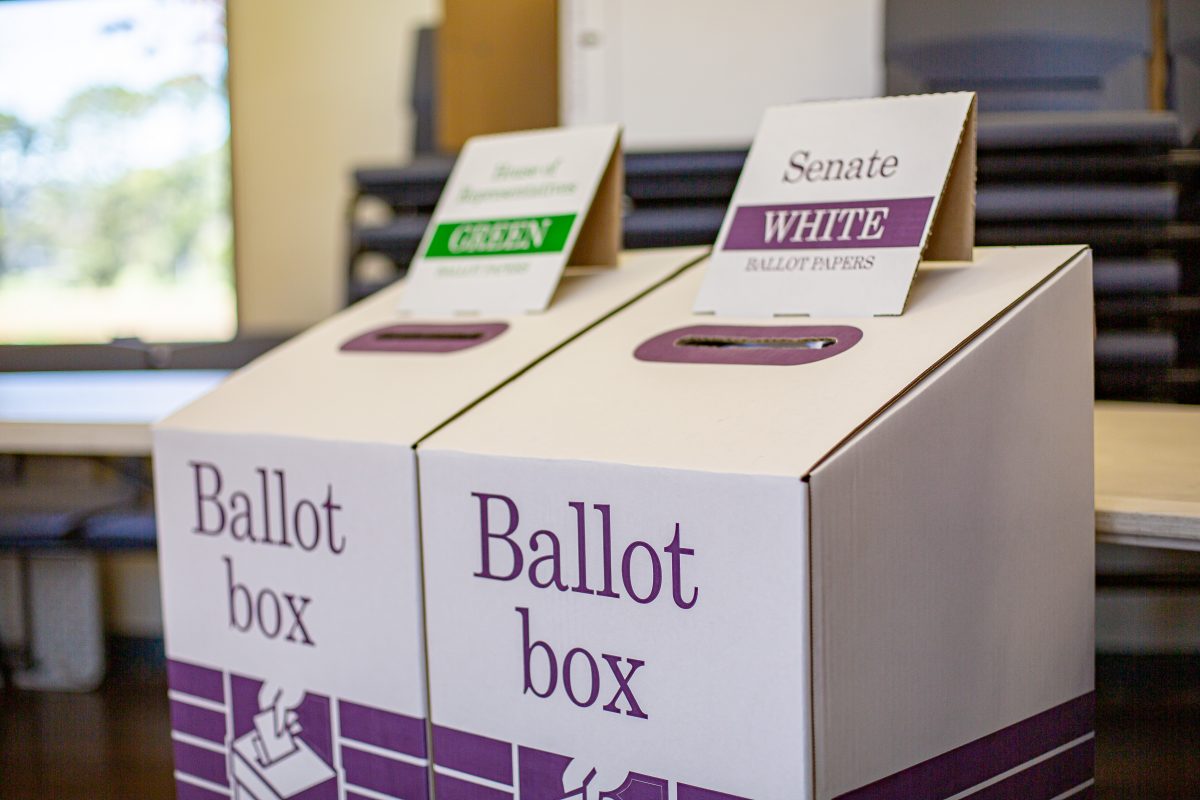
[229,0,440,334]
[560,0,885,149]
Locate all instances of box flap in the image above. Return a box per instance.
[420,245,1087,476]
[156,246,707,446]
[694,93,977,317]
[401,124,623,314]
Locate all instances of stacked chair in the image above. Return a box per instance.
[345,152,736,304]
[973,112,1200,402]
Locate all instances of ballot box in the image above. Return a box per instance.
[417,246,1096,800]
[152,246,707,800]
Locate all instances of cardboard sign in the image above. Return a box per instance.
[694,93,977,317]
[400,124,623,314]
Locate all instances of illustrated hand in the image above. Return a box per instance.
[258,681,306,740]
[561,757,626,800]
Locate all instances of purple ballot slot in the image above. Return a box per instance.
[634,324,862,366]
[340,322,508,354]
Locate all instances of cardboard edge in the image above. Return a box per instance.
[882,93,978,318]
[151,424,420,454]
[805,245,1090,478]
[922,94,977,264]
[804,474,820,800]
[568,132,624,267]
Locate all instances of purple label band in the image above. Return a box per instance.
[340,322,508,353]
[432,725,514,786]
[634,325,863,366]
[436,772,513,800]
[170,699,227,745]
[175,780,228,800]
[834,692,1095,800]
[342,745,429,800]
[722,197,934,251]
[174,739,229,788]
[168,658,225,704]
[339,699,428,759]
[962,738,1093,800]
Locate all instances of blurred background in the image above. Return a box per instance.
[2,1,1199,798]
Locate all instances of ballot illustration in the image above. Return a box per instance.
[229,681,335,800]
[166,659,429,800]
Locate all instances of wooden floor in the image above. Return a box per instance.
[0,653,1197,799]
[1094,655,1200,799]
[0,654,174,800]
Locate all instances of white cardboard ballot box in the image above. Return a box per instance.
[418,245,1096,800]
[151,246,706,800]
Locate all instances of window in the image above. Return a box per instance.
[0,0,233,344]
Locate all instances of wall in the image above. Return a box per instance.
[229,0,440,335]
[559,0,884,149]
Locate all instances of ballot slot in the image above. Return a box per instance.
[340,322,509,353]
[675,335,837,350]
[633,324,863,365]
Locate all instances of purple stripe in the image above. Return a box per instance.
[173,739,229,787]
[175,779,228,800]
[432,725,513,786]
[678,784,752,800]
[964,739,1094,800]
[436,772,514,800]
[339,700,427,758]
[722,197,934,250]
[167,659,225,703]
[342,744,429,800]
[834,692,1095,800]
[170,700,226,744]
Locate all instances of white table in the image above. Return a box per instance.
[0,370,227,456]
[0,369,227,690]
[1095,400,1200,551]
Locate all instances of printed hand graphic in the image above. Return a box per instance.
[260,681,305,740]
[561,758,626,800]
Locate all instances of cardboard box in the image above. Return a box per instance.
[438,0,559,152]
[152,246,706,800]
[418,245,1096,800]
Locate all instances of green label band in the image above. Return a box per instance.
[425,213,576,258]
